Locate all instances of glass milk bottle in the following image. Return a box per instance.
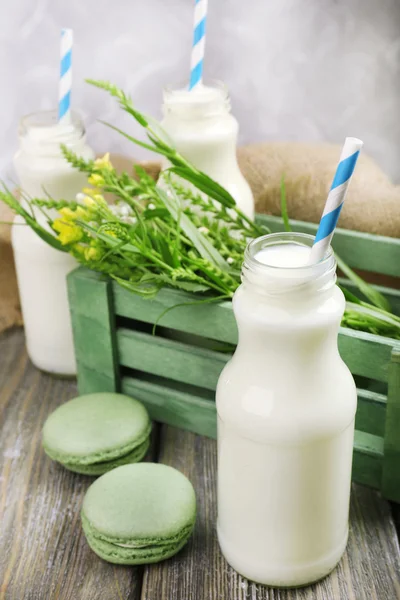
[12,111,94,376]
[161,82,254,219]
[216,233,357,587]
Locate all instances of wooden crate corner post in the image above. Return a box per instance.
[382,349,400,503]
[67,267,120,395]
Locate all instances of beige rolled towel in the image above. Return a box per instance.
[114,144,400,238]
[237,142,400,239]
[0,204,22,332]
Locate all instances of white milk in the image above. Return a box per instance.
[12,111,94,375]
[161,83,254,219]
[216,233,356,587]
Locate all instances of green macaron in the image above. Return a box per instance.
[42,393,151,475]
[81,463,196,564]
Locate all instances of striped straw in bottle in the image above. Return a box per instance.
[189,0,208,90]
[59,28,73,123]
[309,137,363,264]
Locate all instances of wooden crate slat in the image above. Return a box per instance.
[75,367,118,395]
[355,389,386,437]
[67,268,112,321]
[68,268,120,395]
[117,328,230,390]
[123,374,385,492]
[259,215,400,277]
[115,283,400,383]
[119,326,387,437]
[69,247,400,500]
[382,350,400,503]
[121,375,217,438]
[352,430,384,490]
[114,284,238,344]
[338,327,400,383]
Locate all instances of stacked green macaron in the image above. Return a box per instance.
[42,393,151,475]
[81,463,196,564]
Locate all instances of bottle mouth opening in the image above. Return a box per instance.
[162,80,230,117]
[19,110,85,146]
[242,232,336,294]
[246,232,334,271]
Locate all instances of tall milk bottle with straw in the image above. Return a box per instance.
[12,29,94,375]
[160,0,254,219]
[216,138,363,586]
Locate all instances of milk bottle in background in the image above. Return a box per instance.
[12,111,94,375]
[216,232,357,587]
[161,82,254,219]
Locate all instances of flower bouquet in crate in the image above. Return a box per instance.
[1,80,400,502]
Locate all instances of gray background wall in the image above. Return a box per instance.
[2,0,400,181]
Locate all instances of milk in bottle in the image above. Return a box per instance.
[216,232,357,587]
[161,82,254,219]
[12,110,94,375]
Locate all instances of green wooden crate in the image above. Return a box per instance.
[67,215,400,503]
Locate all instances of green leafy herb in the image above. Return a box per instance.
[0,79,398,341]
[280,175,291,232]
[336,253,391,312]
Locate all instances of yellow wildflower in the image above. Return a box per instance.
[102,228,117,238]
[59,206,89,221]
[88,173,105,187]
[58,207,76,220]
[93,194,107,205]
[72,244,86,257]
[83,196,96,208]
[53,219,83,245]
[94,152,113,171]
[84,246,102,261]
[83,187,97,196]
[82,188,107,206]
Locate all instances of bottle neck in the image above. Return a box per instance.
[241,232,337,302]
[232,233,343,386]
[18,110,86,157]
[162,81,231,121]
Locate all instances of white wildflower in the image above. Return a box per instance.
[76,193,86,205]
[120,205,131,216]
[109,204,120,216]
[121,216,137,225]
[148,203,156,210]
[198,226,209,234]
[226,257,234,265]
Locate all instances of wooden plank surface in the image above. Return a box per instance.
[0,329,142,600]
[142,426,400,600]
[1,328,400,599]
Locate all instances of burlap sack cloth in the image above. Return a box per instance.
[1,143,399,334]
[0,203,23,332]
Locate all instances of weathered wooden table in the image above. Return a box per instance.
[1,328,400,600]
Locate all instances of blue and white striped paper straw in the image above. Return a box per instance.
[309,137,363,263]
[189,0,208,90]
[59,28,73,123]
